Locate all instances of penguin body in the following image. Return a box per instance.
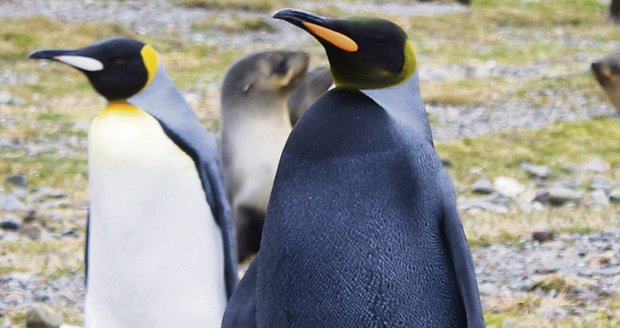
[220,51,308,262]
[592,52,620,112]
[287,66,332,125]
[223,10,484,328]
[30,38,237,327]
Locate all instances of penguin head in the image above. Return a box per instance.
[29,37,159,101]
[273,9,416,90]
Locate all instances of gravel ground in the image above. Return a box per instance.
[1,0,619,326]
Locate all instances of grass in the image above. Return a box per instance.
[436,117,620,184]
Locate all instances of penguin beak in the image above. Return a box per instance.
[29,49,104,72]
[273,8,359,52]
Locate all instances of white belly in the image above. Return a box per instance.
[84,102,226,328]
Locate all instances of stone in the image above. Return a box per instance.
[5,174,27,187]
[0,90,12,104]
[589,176,614,191]
[477,282,498,296]
[583,157,611,173]
[609,188,620,202]
[471,178,494,194]
[0,217,21,231]
[493,177,525,197]
[25,303,63,328]
[547,187,582,206]
[521,162,550,179]
[459,198,509,214]
[20,221,44,240]
[441,159,453,167]
[533,231,554,243]
[588,190,609,207]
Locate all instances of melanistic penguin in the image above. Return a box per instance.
[220,51,309,262]
[29,38,237,327]
[222,9,485,328]
[287,66,332,125]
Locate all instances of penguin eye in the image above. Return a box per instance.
[113,58,126,65]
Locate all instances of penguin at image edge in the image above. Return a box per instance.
[223,9,485,328]
[29,37,237,327]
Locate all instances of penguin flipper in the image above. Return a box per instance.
[440,171,485,328]
[221,260,258,328]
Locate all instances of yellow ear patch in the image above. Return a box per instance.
[303,22,358,52]
[140,45,159,88]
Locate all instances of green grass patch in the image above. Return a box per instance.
[437,117,620,183]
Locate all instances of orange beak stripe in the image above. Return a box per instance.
[303,22,359,52]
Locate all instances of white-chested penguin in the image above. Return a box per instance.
[222,9,485,328]
[220,51,309,263]
[29,38,237,327]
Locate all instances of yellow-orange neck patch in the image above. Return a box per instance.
[140,45,159,90]
[303,22,358,52]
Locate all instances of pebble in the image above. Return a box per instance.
[5,175,27,187]
[609,188,620,202]
[532,231,554,243]
[0,217,21,231]
[589,176,614,191]
[493,177,525,197]
[546,186,583,206]
[25,303,64,328]
[521,162,550,179]
[588,189,610,208]
[471,178,494,194]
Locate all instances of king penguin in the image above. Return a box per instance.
[220,51,309,262]
[29,37,237,327]
[222,9,485,328]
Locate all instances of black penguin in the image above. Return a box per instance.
[222,9,485,328]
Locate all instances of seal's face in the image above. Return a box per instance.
[250,51,309,94]
[592,58,620,88]
[592,53,620,111]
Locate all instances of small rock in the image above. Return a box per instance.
[501,318,518,328]
[521,162,550,179]
[459,198,509,214]
[595,266,620,276]
[587,189,609,207]
[477,282,498,296]
[471,178,494,194]
[533,231,554,242]
[493,177,525,197]
[25,303,64,328]
[5,174,27,187]
[547,187,582,206]
[0,90,12,104]
[582,158,611,172]
[609,188,620,202]
[589,176,614,191]
[603,226,620,236]
[20,218,44,241]
[577,291,599,302]
[0,216,21,231]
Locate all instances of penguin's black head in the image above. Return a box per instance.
[29,37,159,101]
[273,9,416,90]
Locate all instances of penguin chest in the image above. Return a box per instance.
[86,102,226,327]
